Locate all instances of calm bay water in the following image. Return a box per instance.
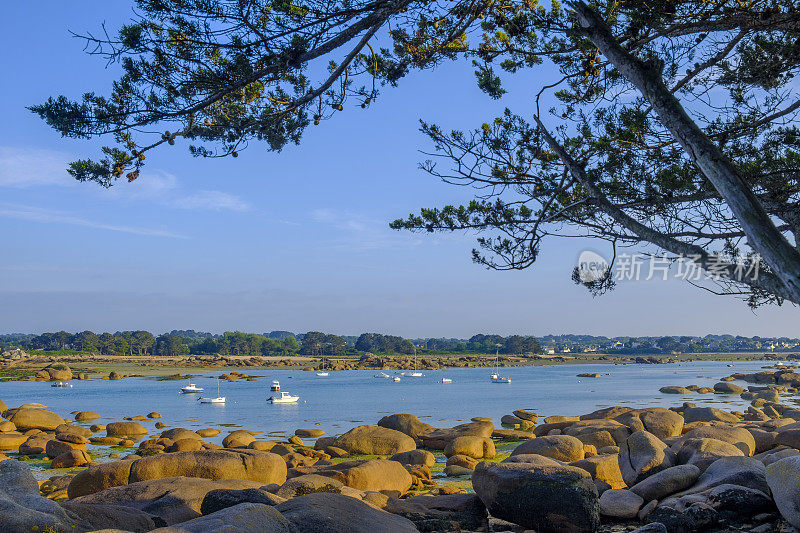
[0,361,788,444]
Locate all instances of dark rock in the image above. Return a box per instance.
[703,484,775,518]
[472,460,599,532]
[69,477,265,525]
[60,501,164,532]
[276,492,417,533]
[152,502,293,533]
[385,493,488,532]
[200,488,286,515]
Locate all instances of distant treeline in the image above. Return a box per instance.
[3,330,795,357]
[0,330,540,357]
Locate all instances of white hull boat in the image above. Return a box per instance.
[374,372,390,378]
[198,378,225,403]
[198,396,226,404]
[408,351,423,377]
[490,350,509,383]
[316,372,329,377]
[51,381,72,388]
[181,383,204,394]
[268,391,300,403]
[393,376,401,382]
[270,380,280,391]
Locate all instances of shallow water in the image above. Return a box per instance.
[1,360,790,443]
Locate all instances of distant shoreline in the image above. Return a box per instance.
[1,351,794,379]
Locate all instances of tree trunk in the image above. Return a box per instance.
[569,1,800,303]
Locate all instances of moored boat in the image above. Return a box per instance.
[180,383,204,394]
[270,380,280,391]
[268,391,300,403]
[440,378,452,383]
[198,379,225,403]
[198,396,226,404]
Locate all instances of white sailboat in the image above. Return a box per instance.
[268,391,300,403]
[407,347,423,377]
[198,378,225,403]
[491,348,511,383]
[317,350,329,376]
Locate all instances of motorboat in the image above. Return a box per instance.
[198,378,225,403]
[181,383,204,394]
[316,372,329,377]
[440,378,452,383]
[492,376,511,384]
[270,380,280,391]
[393,376,401,382]
[51,381,72,388]
[374,372,390,378]
[268,391,300,403]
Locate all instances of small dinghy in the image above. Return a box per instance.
[268,391,300,404]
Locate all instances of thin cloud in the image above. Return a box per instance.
[0,203,185,238]
[0,146,74,188]
[311,208,422,250]
[0,146,250,212]
[172,190,251,212]
[312,208,370,232]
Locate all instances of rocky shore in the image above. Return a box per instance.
[3,368,800,531]
[5,347,792,382]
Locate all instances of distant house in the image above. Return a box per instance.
[544,347,555,355]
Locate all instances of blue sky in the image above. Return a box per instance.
[1,1,798,337]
